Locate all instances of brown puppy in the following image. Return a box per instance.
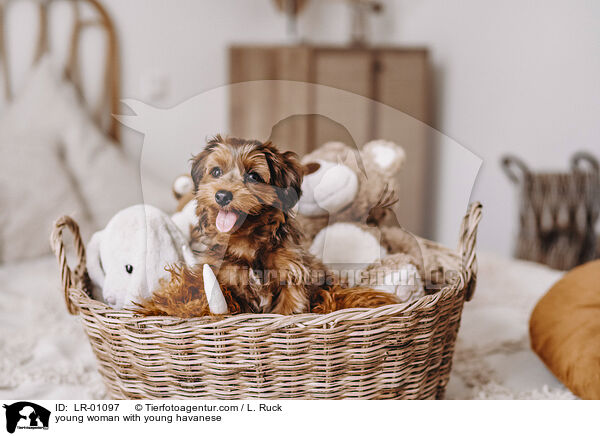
[141,135,399,316]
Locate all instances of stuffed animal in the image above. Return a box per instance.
[86,204,227,312]
[297,140,405,239]
[170,174,197,241]
[172,173,195,209]
[296,140,427,302]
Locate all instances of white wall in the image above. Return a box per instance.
[3,0,599,256]
[386,0,600,255]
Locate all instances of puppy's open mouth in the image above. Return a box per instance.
[216,209,244,233]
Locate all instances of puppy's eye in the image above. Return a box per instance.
[125,264,133,274]
[210,167,223,178]
[244,172,262,184]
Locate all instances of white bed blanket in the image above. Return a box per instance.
[0,256,105,399]
[0,253,575,400]
[446,253,575,399]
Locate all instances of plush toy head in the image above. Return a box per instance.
[172,174,195,212]
[297,140,406,240]
[86,204,192,309]
[170,174,198,241]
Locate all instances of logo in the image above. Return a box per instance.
[3,402,50,434]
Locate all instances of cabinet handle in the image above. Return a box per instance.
[373,58,383,74]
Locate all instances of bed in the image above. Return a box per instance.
[0,0,172,261]
[0,1,576,401]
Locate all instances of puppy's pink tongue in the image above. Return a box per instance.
[216,210,238,232]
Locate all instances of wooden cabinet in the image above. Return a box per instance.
[229,45,431,235]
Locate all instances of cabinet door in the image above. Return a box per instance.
[375,50,431,236]
[376,51,429,123]
[229,46,312,155]
[312,50,374,149]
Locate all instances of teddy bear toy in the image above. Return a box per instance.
[296,139,429,302]
[86,204,227,313]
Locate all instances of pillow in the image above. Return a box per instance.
[0,59,93,263]
[61,107,171,230]
[0,57,170,263]
[529,260,600,399]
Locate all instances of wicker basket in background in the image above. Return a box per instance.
[50,203,482,400]
[502,152,600,271]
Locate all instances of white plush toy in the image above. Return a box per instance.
[86,204,207,310]
[171,199,197,241]
[170,174,198,240]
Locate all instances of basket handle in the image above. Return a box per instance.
[501,155,530,185]
[50,216,89,315]
[571,151,599,174]
[457,202,483,301]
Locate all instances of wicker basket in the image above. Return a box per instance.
[50,203,482,400]
[502,152,600,270]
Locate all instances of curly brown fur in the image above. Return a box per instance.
[139,135,399,316]
[311,286,401,314]
[136,265,242,317]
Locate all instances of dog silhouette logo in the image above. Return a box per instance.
[3,402,50,433]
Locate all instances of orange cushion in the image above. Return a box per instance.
[530,260,600,399]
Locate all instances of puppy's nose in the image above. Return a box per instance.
[215,190,233,206]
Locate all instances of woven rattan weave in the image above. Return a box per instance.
[502,153,599,270]
[50,203,482,399]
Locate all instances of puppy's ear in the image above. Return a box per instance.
[190,144,216,189]
[264,143,303,210]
